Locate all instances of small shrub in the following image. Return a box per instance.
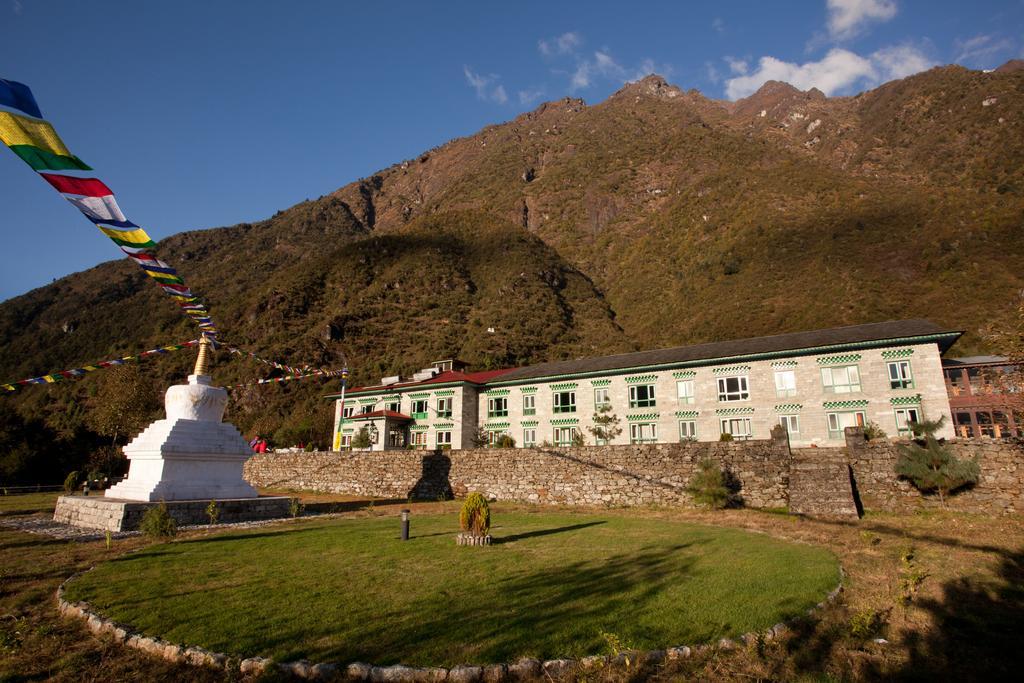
[205,500,220,526]
[897,546,927,607]
[139,501,177,539]
[571,431,586,447]
[495,434,516,448]
[289,497,304,518]
[895,416,979,506]
[863,421,887,440]
[459,492,491,536]
[63,471,79,494]
[849,609,886,641]
[719,432,734,442]
[687,458,731,509]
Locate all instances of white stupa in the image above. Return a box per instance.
[105,337,257,501]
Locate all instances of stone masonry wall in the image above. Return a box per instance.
[245,430,792,509]
[845,428,1024,514]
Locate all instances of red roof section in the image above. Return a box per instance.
[340,368,515,394]
[348,410,413,421]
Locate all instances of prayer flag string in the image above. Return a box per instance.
[0,78,218,339]
[1,340,199,392]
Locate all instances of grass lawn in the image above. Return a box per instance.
[63,510,838,666]
[0,491,60,517]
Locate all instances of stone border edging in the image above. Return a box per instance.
[56,565,845,680]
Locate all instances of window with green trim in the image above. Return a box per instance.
[629,422,658,444]
[385,400,400,413]
[720,417,753,440]
[553,391,576,414]
[411,399,428,419]
[894,407,921,435]
[676,380,695,405]
[678,420,697,441]
[523,428,536,447]
[629,384,656,408]
[342,406,355,419]
[826,411,865,439]
[778,414,800,435]
[821,366,861,394]
[435,431,452,449]
[360,404,374,415]
[487,396,508,418]
[774,370,797,398]
[436,397,452,418]
[888,361,914,390]
[717,376,749,402]
[522,394,536,416]
[411,432,428,450]
[594,387,610,409]
[553,426,578,446]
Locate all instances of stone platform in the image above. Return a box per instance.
[54,495,292,532]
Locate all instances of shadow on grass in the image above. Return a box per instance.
[302,498,407,514]
[493,521,605,544]
[250,541,718,666]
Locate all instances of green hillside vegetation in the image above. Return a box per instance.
[1,64,1022,483]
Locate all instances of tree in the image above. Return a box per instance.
[351,426,372,449]
[587,404,622,444]
[86,365,158,447]
[686,458,731,509]
[459,492,491,536]
[471,426,490,448]
[895,416,980,507]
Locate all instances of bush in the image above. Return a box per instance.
[205,500,220,526]
[495,434,516,448]
[863,421,888,440]
[351,427,371,449]
[459,492,491,536]
[63,471,80,493]
[718,432,734,442]
[139,501,177,539]
[686,458,731,509]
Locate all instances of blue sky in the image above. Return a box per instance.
[1,0,1021,301]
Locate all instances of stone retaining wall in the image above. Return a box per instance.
[245,429,792,509]
[53,495,292,532]
[844,429,1024,514]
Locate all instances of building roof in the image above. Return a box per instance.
[346,410,413,422]
[943,356,1010,367]
[327,368,514,398]
[488,319,961,385]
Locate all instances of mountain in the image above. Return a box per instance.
[1,62,1022,476]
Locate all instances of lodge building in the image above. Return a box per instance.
[327,320,961,450]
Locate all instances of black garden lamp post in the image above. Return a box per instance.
[401,509,410,541]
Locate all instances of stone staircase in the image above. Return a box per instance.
[789,447,860,517]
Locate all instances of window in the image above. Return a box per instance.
[411,399,429,419]
[779,414,800,434]
[436,397,452,418]
[523,394,536,416]
[720,418,753,440]
[717,376,750,402]
[486,430,507,446]
[628,384,656,408]
[342,406,354,419]
[679,420,697,440]
[436,431,452,448]
[594,388,610,408]
[888,361,914,390]
[553,426,578,446]
[411,431,428,449]
[894,407,921,435]
[774,370,797,398]
[553,391,576,414]
[821,365,861,394]
[630,422,658,444]
[487,396,508,418]
[523,428,536,447]
[360,404,374,415]
[676,380,695,405]
[341,434,352,449]
[385,400,400,413]
[827,411,866,439]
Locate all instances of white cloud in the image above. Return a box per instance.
[518,88,545,106]
[827,0,897,40]
[539,31,582,57]
[725,57,749,75]
[12,0,23,15]
[570,50,673,91]
[712,17,725,34]
[463,66,509,104]
[705,61,722,84]
[954,34,1016,67]
[724,45,933,99]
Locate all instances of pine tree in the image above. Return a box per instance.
[686,458,731,509]
[351,426,371,449]
[895,416,980,506]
